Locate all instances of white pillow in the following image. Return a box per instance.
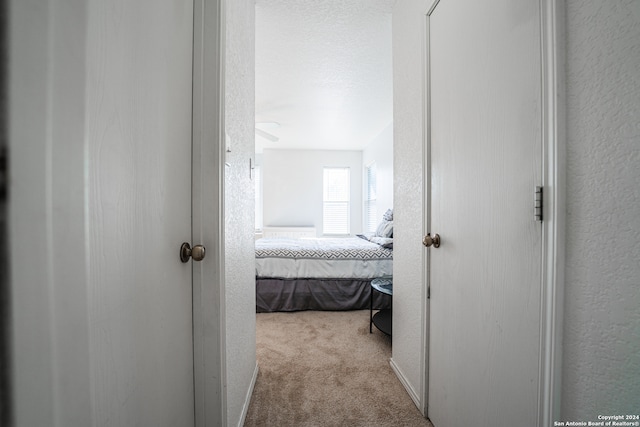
[375,220,393,238]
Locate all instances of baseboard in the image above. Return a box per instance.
[237,362,259,427]
[390,358,422,410]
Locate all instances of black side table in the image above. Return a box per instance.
[370,276,392,336]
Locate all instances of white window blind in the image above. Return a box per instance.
[254,165,262,230]
[364,162,377,233]
[323,167,350,235]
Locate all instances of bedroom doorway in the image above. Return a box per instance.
[254,0,394,241]
[252,0,397,412]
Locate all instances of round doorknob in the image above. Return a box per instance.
[180,242,206,263]
[422,233,441,248]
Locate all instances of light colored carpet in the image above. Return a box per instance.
[244,310,434,427]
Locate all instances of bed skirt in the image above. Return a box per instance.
[256,278,392,313]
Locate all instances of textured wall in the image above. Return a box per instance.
[363,123,394,226]
[224,0,257,424]
[390,0,430,408]
[563,0,640,418]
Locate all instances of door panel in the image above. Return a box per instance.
[86,0,194,424]
[427,0,542,426]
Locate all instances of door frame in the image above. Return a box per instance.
[8,0,227,425]
[420,1,566,425]
[0,0,9,423]
[192,0,227,426]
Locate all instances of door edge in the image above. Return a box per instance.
[191,0,227,425]
[420,0,437,418]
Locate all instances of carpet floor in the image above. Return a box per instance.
[244,310,434,427]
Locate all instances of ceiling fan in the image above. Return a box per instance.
[255,122,280,142]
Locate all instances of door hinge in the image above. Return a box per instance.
[0,146,7,203]
[534,186,543,222]
[427,286,430,299]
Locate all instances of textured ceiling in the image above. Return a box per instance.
[255,0,394,152]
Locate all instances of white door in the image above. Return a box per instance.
[426,0,543,426]
[86,0,195,424]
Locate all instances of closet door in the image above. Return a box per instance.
[86,0,196,424]
[426,0,543,425]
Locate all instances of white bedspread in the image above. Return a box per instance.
[255,237,393,279]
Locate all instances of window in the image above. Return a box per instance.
[364,162,377,233]
[254,165,262,230]
[323,167,350,235]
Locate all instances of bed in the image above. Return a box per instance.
[255,213,394,312]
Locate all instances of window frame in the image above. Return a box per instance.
[254,164,262,231]
[322,167,351,235]
[364,161,378,233]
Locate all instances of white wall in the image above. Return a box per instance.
[225,0,258,424]
[562,0,640,418]
[262,149,363,235]
[363,123,394,225]
[390,0,429,410]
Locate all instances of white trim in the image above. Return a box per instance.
[390,358,421,410]
[421,0,564,424]
[236,363,259,427]
[363,161,378,233]
[426,0,440,16]
[191,0,227,425]
[538,0,566,425]
[420,0,439,417]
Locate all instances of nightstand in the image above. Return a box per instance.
[370,276,392,336]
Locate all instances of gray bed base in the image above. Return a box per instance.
[256,278,392,313]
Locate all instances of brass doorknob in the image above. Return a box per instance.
[422,233,441,248]
[180,242,206,263]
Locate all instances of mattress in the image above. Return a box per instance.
[255,237,393,279]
